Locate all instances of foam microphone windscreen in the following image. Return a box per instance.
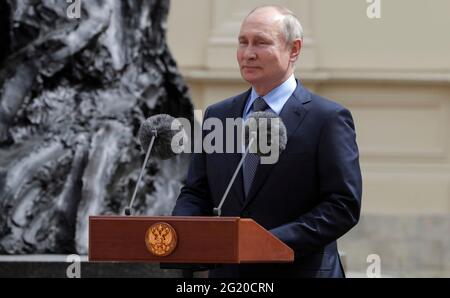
[138,114,186,160]
[244,111,287,156]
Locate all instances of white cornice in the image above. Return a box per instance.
[180,68,450,85]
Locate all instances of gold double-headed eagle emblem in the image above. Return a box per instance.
[145,222,177,256]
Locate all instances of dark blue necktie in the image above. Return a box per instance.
[242,97,269,198]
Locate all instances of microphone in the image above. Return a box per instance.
[244,111,288,157]
[124,114,186,216]
[213,111,287,216]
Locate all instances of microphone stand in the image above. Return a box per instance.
[213,132,256,216]
[124,129,157,216]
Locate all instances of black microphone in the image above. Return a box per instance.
[213,111,287,216]
[124,114,186,216]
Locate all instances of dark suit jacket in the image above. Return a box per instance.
[172,80,362,278]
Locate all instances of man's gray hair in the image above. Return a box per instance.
[248,5,304,45]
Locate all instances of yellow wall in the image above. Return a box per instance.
[167,0,450,276]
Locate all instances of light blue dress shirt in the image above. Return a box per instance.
[242,74,297,120]
[240,74,297,153]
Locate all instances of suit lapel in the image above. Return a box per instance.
[242,81,311,210]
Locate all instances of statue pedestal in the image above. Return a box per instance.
[0,255,186,278]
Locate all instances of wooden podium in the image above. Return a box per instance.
[89,216,294,264]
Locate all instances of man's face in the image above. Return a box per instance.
[237,9,294,94]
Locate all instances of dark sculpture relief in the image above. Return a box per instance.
[0,0,193,254]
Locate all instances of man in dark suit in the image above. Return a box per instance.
[172,5,362,278]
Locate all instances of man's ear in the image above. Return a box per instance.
[290,39,302,62]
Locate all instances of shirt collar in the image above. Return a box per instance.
[243,74,297,118]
